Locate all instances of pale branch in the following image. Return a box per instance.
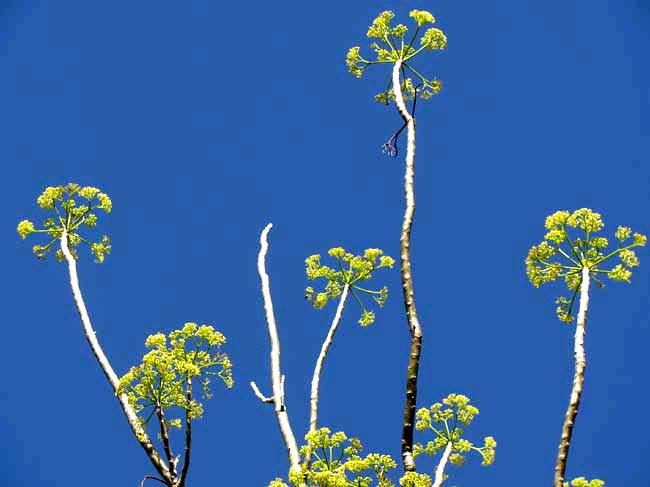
[303,284,350,467]
[393,59,424,473]
[156,406,177,480]
[432,442,452,487]
[254,223,303,473]
[554,266,590,487]
[250,381,274,403]
[59,230,173,484]
[178,378,192,487]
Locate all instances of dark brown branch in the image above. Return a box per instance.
[156,406,177,481]
[554,267,590,487]
[392,59,424,473]
[179,378,192,487]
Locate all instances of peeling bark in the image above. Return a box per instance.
[554,267,590,487]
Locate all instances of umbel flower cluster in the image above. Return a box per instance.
[117,322,233,434]
[525,208,646,322]
[16,183,112,263]
[414,394,496,467]
[269,428,400,487]
[346,10,447,104]
[305,247,395,325]
[268,394,494,487]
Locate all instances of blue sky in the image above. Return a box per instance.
[3,1,650,486]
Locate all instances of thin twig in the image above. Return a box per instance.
[554,266,590,487]
[250,381,274,403]
[303,284,350,467]
[59,230,172,484]
[392,59,424,473]
[432,442,452,487]
[179,377,192,487]
[156,406,176,480]
[254,223,302,473]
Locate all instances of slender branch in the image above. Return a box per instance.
[393,59,424,473]
[554,266,590,487]
[178,377,192,487]
[432,442,452,487]
[254,223,303,473]
[303,284,350,467]
[59,230,172,484]
[156,406,176,480]
[250,381,274,403]
[139,476,168,487]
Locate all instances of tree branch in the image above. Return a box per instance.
[392,59,424,473]
[59,230,173,484]
[554,266,590,487]
[304,284,350,467]
[179,377,192,487]
[156,406,176,480]
[432,442,452,487]
[254,223,302,473]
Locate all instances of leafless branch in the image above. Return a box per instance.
[250,381,274,403]
[554,267,590,487]
[432,442,452,487]
[303,284,349,467]
[60,230,172,484]
[253,223,302,473]
[392,59,424,473]
[179,378,192,487]
[156,406,176,480]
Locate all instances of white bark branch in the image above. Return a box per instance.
[554,266,590,487]
[60,230,172,484]
[393,59,424,473]
[255,223,302,473]
[432,442,452,487]
[309,284,349,434]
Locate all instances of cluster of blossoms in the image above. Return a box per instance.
[414,394,496,467]
[563,478,605,487]
[525,208,646,322]
[269,428,400,487]
[16,183,112,263]
[117,322,233,435]
[305,247,395,325]
[346,10,447,103]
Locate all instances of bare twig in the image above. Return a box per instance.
[432,442,452,487]
[392,59,424,472]
[303,284,350,467]
[253,223,302,472]
[139,476,168,487]
[250,381,274,403]
[554,266,590,487]
[60,230,172,484]
[156,406,176,480]
[179,377,192,487]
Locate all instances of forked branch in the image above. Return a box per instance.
[250,223,302,473]
[60,230,173,484]
[393,59,424,472]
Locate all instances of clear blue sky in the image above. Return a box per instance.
[3,2,650,486]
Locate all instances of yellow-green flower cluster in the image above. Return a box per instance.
[305,247,394,326]
[17,183,112,263]
[277,428,397,487]
[346,10,446,103]
[563,477,605,487]
[399,471,431,487]
[414,394,496,468]
[117,322,233,428]
[526,208,646,322]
